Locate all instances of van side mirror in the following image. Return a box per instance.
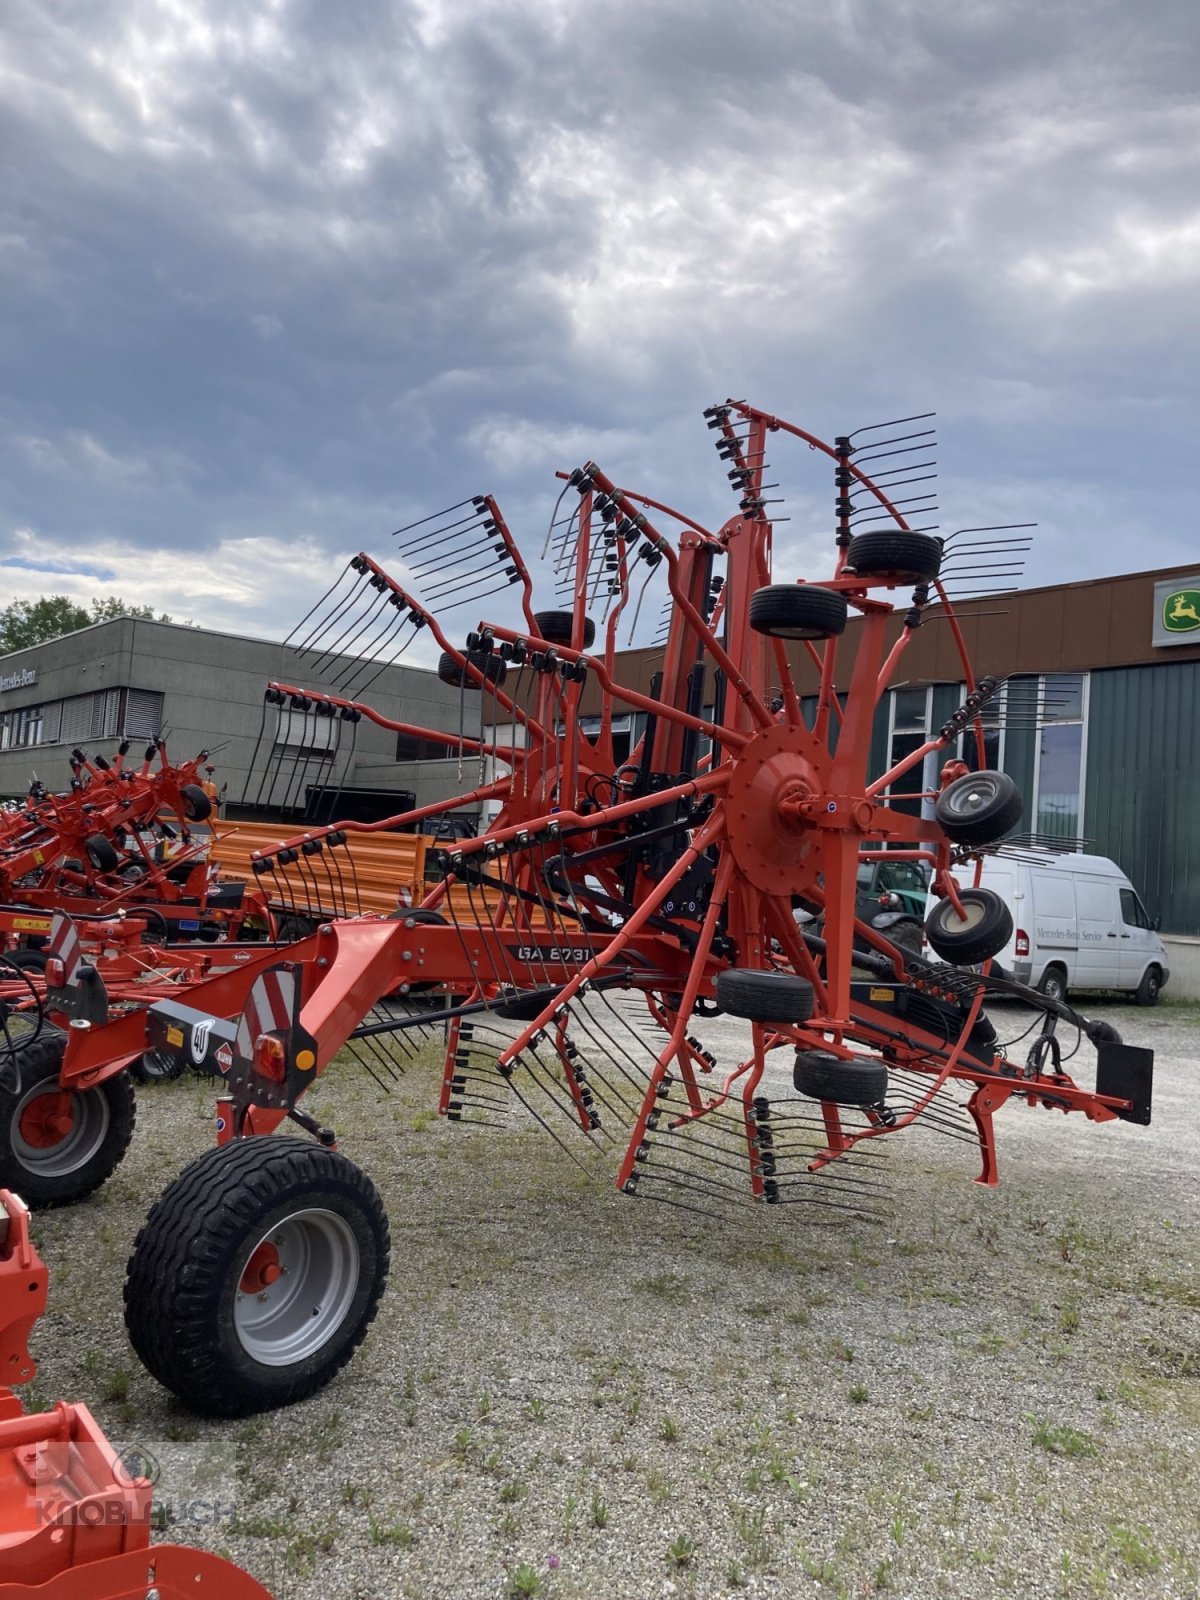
[1152,915,1162,932]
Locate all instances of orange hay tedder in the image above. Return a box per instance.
[0,403,1155,1431]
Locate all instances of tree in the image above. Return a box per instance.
[0,595,175,654]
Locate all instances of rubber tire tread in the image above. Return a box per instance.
[84,833,120,873]
[748,585,848,640]
[437,650,507,690]
[179,783,213,822]
[1134,966,1161,1006]
[715,969,815,1024]
[924,889,1013,965]
[845,530,942,583]
[794,1050,888,1107]
[934,770,1023,846]
[532,610,596,649]
[0,1030,136,1207]
[125,1137,390,1417]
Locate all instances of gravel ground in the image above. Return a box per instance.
[26,997,1200,1600]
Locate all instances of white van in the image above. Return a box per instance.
[929,853,1170,1005]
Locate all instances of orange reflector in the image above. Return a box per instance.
[252,1034,287,1082]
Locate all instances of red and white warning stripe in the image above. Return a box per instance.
[235,968,295,1061]
[47,913,82,987]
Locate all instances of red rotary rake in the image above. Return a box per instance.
[28,402,1152,1418]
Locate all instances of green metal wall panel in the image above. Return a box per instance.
[1085,662,1200,935]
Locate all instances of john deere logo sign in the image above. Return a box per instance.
[1153,576,1200,648]
[1164,589,1200,633]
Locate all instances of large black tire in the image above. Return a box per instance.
[84,833,119,874]
[1036,964,1068,1005]
[714,969,815,1024]
[845,530,942,584]
[180,783,212,822]
[0,1030,136,1206]
[125,1138,390,1417]
[274,913,319,943]
[925,889,1013,965]
[533,610,596,649]
[437,650,507,690]
[794,1049,888,1107]
[935,771,1022,846]
[748,585,848,641]
[879,918,924,953]
[1134,965,1162,1007]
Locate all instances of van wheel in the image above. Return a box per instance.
[1036,966,1067,1005]
[1134,966,1161,1007]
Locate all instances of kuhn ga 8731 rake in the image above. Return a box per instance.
[53,402,1151,1418]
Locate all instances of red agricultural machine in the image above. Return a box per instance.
[0,739,264,945]
[0,1187,271,1597]
[2,403,1154,1421]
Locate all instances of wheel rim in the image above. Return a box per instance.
[948,779,998,819]
[13,1084,110,1176]
[233,1208,360,1367]
[941,900,987,934]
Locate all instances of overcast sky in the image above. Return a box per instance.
[2,0,1198,655]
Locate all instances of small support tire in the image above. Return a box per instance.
[794,1050,888,1107]
[125,1138,390,1416]
[180,783,213,822]
[935,770,1022,846]
[845,530,942,584]
[748,585,848,641]
[925,889,1013,965]
[437,650,507,690]
[84,833,120,874]
[533,610,596,649]
[715,969,815,1024]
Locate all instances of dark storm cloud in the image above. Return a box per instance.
[1,0,1198,635]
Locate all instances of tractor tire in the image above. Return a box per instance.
[180,783,212,822]
[0,1030,135,1207]
[533,610,596,649]
[274,914,319,944]
[880,918,924,953]
[1036,965,1068,1005]
[748,585,848,641]
[714,969,815,1024]
[84,833,120,874]
[924,889,1013,966]
[1134,965,1162,1007]
[794,1049,888,1107]
[437,650,507,690]
[934,770,1022,846]
[125,1137,390,1417]
[845,530,943,584]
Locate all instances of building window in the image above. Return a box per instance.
[60,690,121,745]
[0,704,46,749]
[123,688,164,739]
[960,681,1006,773]
[1035,673,1087,841]
[886,686,931,820]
